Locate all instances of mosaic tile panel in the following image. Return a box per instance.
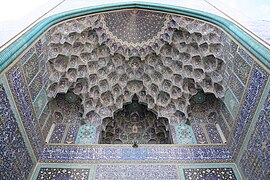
[224,89,239,118]
[183,167,237,179]
[175,124,196,144]
[205,123,223,144]
[20,46,35,63]
[0,84,33,179]
[233,53,251,85]
[39,104,51,129]
[64,124,80,144]
[239,89,270,179]
[220,103,233,127]
[49,124,66,144]
[38,54,46,75]
[192,124,208,144]
[170,125,178,144]
[76,124,96,144]
[42,72,49,90]
[218,114,230,140]
[34,89,48,118]
[28,72,43,101]
[95,164,178,180]
[40,145,233,162]
[42,113,53,140]
[6,64,44,158]
[238,47,253,64]
[229,72,245,101]
[230,67,267,158]
[35,39,43,57]
[36,167,91,180]
[23,53,39,83]
[223,33,238,61]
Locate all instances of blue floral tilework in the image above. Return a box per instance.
[40,146,232,162]
[95,164,179,180]
[0,84,34,179]
[192,124,208,144]
[230,67,267,158]
[239,89,270,179]
[49,124,67,144]
[64,124,80,144]
[6,64,44,158]
[205,123,222,144]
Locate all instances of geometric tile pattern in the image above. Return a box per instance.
[179,164,241,180]
[183,168,237,179]
[0,84,33,179]
[175,124,196,144]
[95,164,179,180]
[32,163,241,180]
[239,89,270,179]
[75,125,96,144]
[36,168,90,179]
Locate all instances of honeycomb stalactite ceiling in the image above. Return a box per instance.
[47,9,228,125]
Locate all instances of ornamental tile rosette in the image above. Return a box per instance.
[100,10,170,48]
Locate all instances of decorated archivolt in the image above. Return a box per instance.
[46,10,228,125]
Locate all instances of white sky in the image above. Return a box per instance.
[0,0,51,21]
[0,0,269,21]
[218,0,270,20]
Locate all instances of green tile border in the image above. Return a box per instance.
[0,1,270,73]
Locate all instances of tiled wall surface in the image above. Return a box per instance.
[237,81,270,179]
[0,78,35,179]
[0,7,269,180]
[32,163,241,180]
